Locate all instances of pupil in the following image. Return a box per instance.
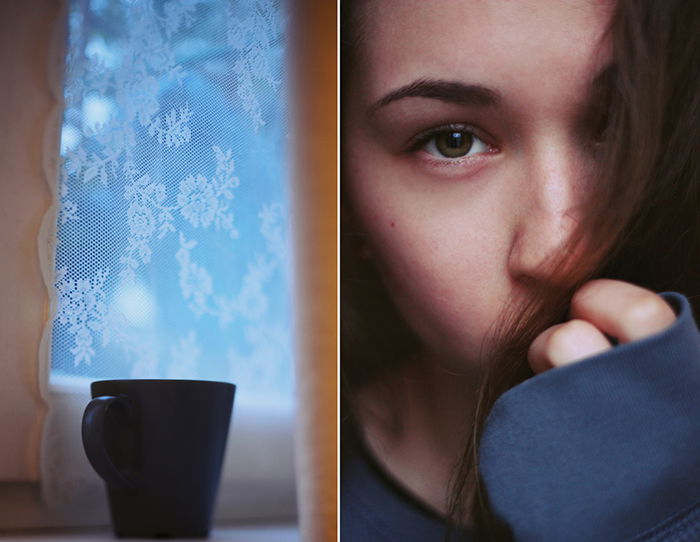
[446,132,464,148]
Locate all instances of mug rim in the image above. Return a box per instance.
[91,378,235,388]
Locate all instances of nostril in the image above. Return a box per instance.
[508,207,587,286]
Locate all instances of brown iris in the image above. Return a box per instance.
[434,131,474,158]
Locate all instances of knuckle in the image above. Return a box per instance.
[621,294,671,328]
[545,320,582,356]
[571,280,603,309]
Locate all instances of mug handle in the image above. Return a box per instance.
[82,395,138,492]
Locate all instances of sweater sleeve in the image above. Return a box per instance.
[478,292,700,542]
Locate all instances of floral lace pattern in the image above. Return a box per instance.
[52,0,292,403]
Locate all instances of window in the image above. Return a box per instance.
[54,0,293,401]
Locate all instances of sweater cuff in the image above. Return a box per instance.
[478,292,700,542]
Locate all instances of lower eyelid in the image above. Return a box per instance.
[416,148,499,170]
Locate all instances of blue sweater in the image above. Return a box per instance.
[341,292,700,541]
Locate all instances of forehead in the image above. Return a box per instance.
[353,0,613,107]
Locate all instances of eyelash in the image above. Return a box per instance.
[407,123,498,163]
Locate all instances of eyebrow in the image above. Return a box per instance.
[370,78,501,113]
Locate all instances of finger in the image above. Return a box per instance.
[528,318,613,374]
[569,279,676,344]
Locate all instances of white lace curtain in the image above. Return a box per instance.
[38,0,297,526]
[51,0,293,405]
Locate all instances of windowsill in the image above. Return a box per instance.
[0,524,299,542]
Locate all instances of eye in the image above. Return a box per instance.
[415,124,491,160]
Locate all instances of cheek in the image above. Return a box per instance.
[368,211,513,365]
[344,128,516,365]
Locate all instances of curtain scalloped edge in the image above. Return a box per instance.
[35,0,68,485]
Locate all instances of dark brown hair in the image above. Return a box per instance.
[341,0,700,539]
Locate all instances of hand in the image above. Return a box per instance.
[527,279,677,374]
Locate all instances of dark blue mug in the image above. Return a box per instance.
[82,379,235,538]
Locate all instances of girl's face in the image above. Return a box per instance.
[344,0,613,368]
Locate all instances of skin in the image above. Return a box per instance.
[344,0,676,518]
[528,279,676,374]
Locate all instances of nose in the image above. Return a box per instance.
[507,144,589,285]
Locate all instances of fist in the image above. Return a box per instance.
[528,279,677,374]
